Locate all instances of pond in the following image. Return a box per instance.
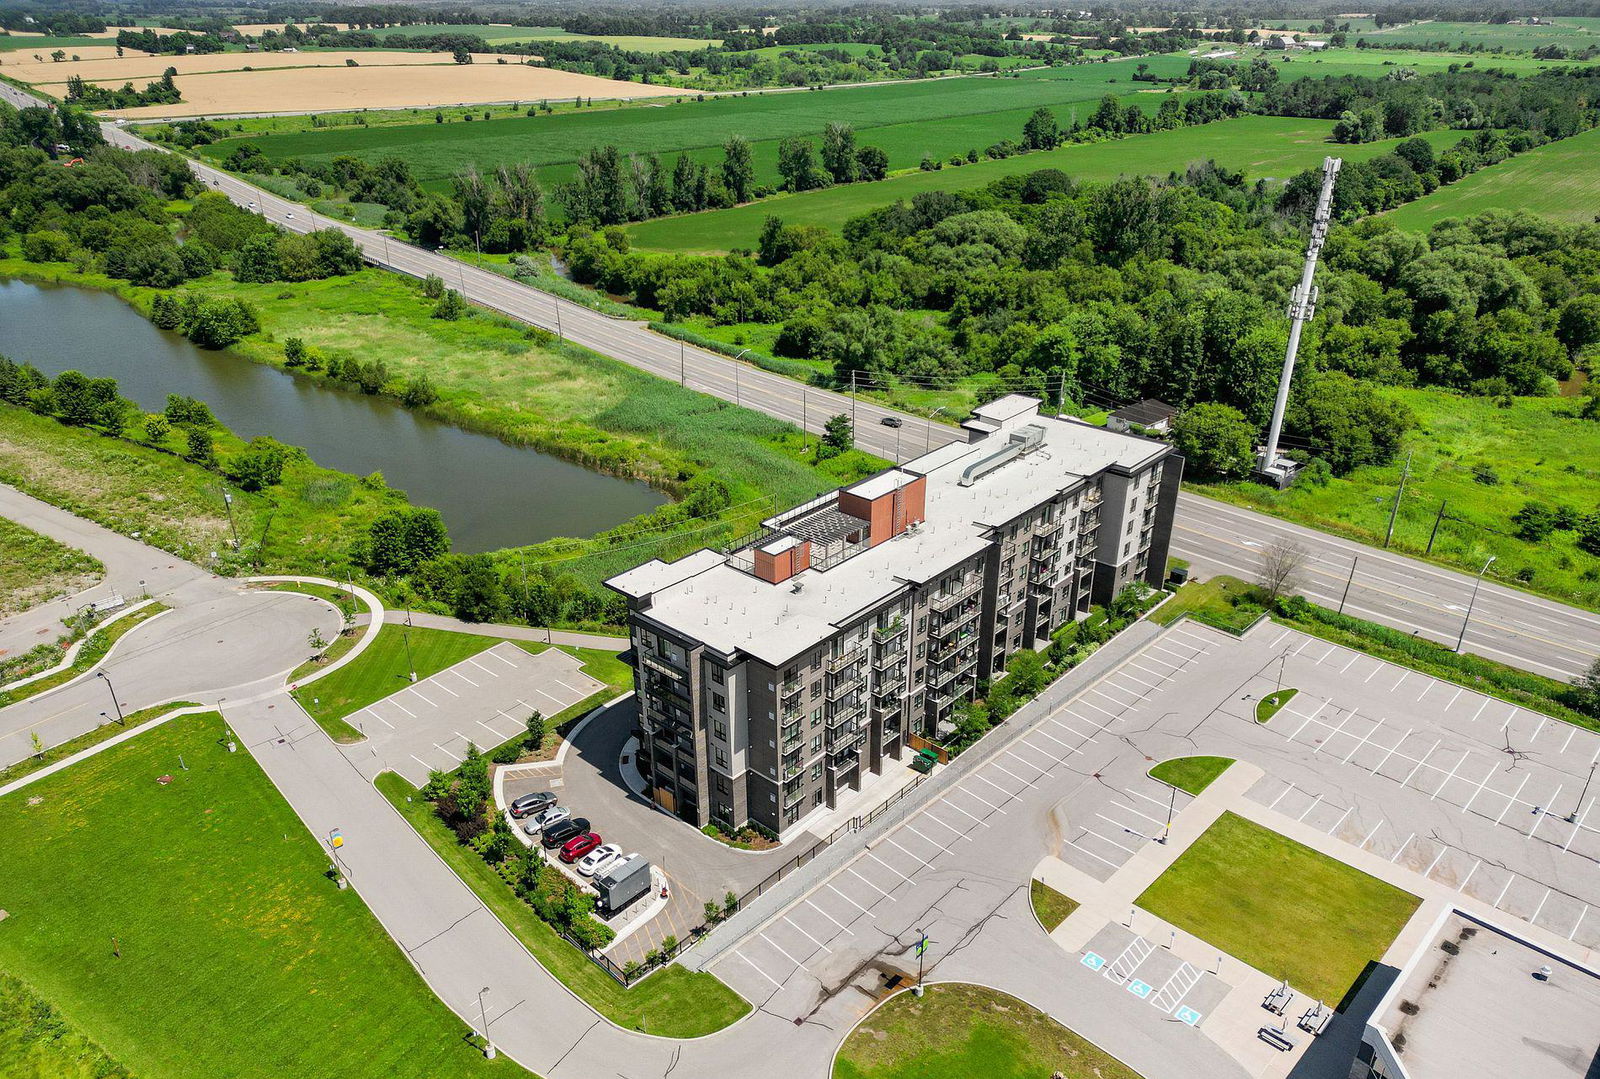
[0,278,666,553]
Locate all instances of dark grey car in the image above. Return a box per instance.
[541,817,591,849]
[509,791,557,819]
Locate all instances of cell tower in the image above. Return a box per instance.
[1254,155,1341,489]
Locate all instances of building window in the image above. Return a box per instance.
[713,719,727,741]
[916,643,925,658]
[711,666,724,685]
[716,775,730,794]
[811,761,824,780]
[712,692,725,712]
[714,747,727,769]
[813,790,825,806]
[810,682,821,700]
[811,707,823,726]
[917,615,927,632]
[811,735,822,753]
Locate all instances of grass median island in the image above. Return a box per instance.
[1029,879,1079,932]
[834,982,1143,1079]
[1256,689,1298,724]
[1148,756,1234,796]
[1136,812,1419,1005]
[0,515,102,618]
[0,713,535,1079]
[376,770,750,1036]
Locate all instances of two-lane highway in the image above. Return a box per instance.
[4,79,1594,679]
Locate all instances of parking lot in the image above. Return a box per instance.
[340,642,603,784]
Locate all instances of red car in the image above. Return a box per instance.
[559,832,603,863]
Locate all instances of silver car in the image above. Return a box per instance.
[523,805,570,836]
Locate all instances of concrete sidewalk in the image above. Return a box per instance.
[383,610,627,652]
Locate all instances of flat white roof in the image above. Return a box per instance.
[847,469,919,501]
[610,398,1165,665]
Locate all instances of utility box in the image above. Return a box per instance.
[596,855,652,916]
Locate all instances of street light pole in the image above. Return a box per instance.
[1568,761,1596,824]
[222,491,240,550]
[403,602,417,682]
[733,348,751,407]
[1338,554,1357,615]
[926,406,947,453]
[1454,555,1497,653]
[477,986,495,1058]
[97,670,125,725]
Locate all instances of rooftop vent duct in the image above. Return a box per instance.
[959,424,1045,487]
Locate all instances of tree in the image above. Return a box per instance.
[525,711,546,751]
[1172,403,1255,477]
[776,137,827,192]
[183,425,215,467]
[433,289,466,321]
[1285,371,1414,474]
[855,145,889,182]
[1021,106,1059,150]
[819,413,853,459]
[1257,537,1310,602]
[1511,501,1560,541]
[1556,296,1600,358]
[721,135,755,203]
[1577,656,1600,718]
[821,122,857,184]
[224,436,287,491]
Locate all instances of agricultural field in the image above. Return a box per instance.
[626,117,1464,252]
[1235,42,1596,77]
[204,58,1196,183]
[329,22,720,50]
[0,713,529,1079]
[3,48,527,88]
[1355,16,1600,52]
[1384,125,1600,229]
[0,32,106,52]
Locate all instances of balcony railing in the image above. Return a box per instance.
[829,701,866,729]
[873,644,905,671]
[1035,516,1062,539]
[929,574,982,614]
[931,604,980,639]
[827,645,865,673]
[873,618,907,644]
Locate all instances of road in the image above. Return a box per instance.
[3,79,1596,681]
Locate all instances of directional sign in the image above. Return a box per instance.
[915,933,929,958]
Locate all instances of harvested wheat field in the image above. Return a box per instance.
[9,49,524,86]
[97,62,670,117]
[0,45,146,66]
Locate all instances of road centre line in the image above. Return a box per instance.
[1497,774,1532,825]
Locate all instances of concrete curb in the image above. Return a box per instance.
[0,597,158,695]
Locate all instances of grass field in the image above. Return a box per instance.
[1136,812,1419,1004]
[1357,17,1600,52]
[0,713,533,1079]
[378,770,750,1035]
[0,515,101,618]
[626,118,1464,251]
[1148,576,1267,633]
[1197,387,1600,612]
[203,59,1198,186]
[1148,755,1234,795]
[0,972,131,1079]
[1384,125,1600,229]
[0,33,105,52]
[1029,879,1080,931]
[355,23,719,50]
[292,623,631,741]
[833,983,1143,1079]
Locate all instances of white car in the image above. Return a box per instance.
[576,844,624,878]
[248,201,257,210]
[523,805,570,836]
[284,211,294,220]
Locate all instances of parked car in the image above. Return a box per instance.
[541,817,590,849]
[560,832,603,863]
[880,416,903,428]
[523,805,570,836]
[576,843,624,878]
[509,791,557,819]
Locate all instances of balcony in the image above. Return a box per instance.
[781,723,802,752]
[827,668,864,700]
[783,781,806,807]
[930,604,980,639]
[1078,510,1100,531]
[827,645,865,673]
[827,718,863,749]
[1035,516,1062,539]
[873,644,906,671]
[782,758,803,781]
[930,573,982,614]
[929,629,975,663]
[829,701,866,729]
[873,618,907,644]
[929,653,977,690]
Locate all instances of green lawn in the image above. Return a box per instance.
[0,514,102,618]
[1195,387,1600,613]
[627,118,1463,252]
[0,972,131,1079]
[1256,689,1299,723]
[377,771,749,1035]
[1357,17,1600,52]
[1029,879,1080,932]
[0,713,534,1079]
[833,982,1143,1079]
[1385,126,1600,228]
[1148,755,1234,795]
[1136,812,1420,1004]
[1148,576,1267,634]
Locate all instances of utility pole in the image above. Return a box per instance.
[1258,156,1340,484]
[1425,500,1448,555]
[403,602,417,682]
[1338,555,1357,615]
[801,385,807,452]
[1455,555,1496,653]
[679,338,685,385]
[554,298,562,341]
[1384,451,1411,548]
[850,370,858,434]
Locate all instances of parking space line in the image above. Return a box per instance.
[1297,795,1323,822]
[1112,799,1164,827]
[477,718,506,737]
[865,850,918,885]
[410,688,436,708]
[804,898,854,935]
[903,823,947,853]
[1530,788,1562,840]
[1339,717,1386,764]
[1049,717,1099,741]
[1501,705,1518,732]
[1415,678,1435,702]
[1316,645,1337,664]
[1443,687,1463,712]
[846,865,897,900]
[467,657,499,677]
[1122,786,1172,811]
[1127,659,1173,680]
[1266,630,1290,648]
[1391,833,1416,862]
[1148,643,1200,664]
[1429,752,1469,800]
[1531,888,1552,924]
[1339,654,1360,674]
[918,811,966,838]
[1327,805,1353,835]
[1459,859,1481,892]
[1497,774,1531,825]
[1364,661,1385,683]
[1460,762,1502,815]
[1360,819,1385,850]
[1494,874,1517,908]
[390,699,416,719]
[736,950,785,990]
[1570,906,1589,941]
[1030,727,1078,754]
[969,773,1017,803]
[1532,715,1549,741]
[1424,846,1449,877]
[1079,695,1124,721]
[366,708,394,730]
[1268,781,1297,811]
[409,753,432,772]
[990,759,1037,786]
[1289,700,1331,741]
[1564,800,1593,852]
[1392,671,1410,694]
[825,882,873,915]
[1561,728,1577,754]
[1398,739,1443,788]
[885,837,936,871]
[942,798,989,826]
[1469,699,1490,724]
[432,742,462,762]
[782,915,832,953]
[434,681,459,698]
[1066,838,1121,869]
[1311,710,1355,754]
[1088,828,1139,855]
[1371,728,1414,775]
[454,669,479,688]
[489,648,521,668]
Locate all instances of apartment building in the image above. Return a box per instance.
[606,396,1181,839]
